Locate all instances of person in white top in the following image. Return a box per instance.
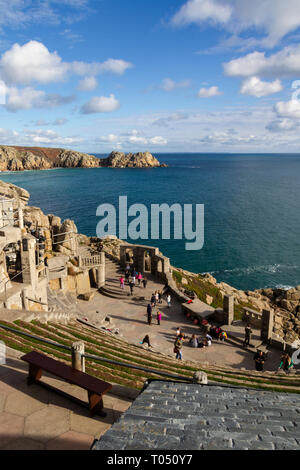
[167,294,171,308]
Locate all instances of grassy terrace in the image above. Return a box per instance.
[0,319,299,394]
[173,269,257,320]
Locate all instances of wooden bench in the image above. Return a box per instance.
[21,351,112,417]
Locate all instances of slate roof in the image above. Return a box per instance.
[93,381,300,450]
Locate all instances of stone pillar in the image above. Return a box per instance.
[21,235,38,289]
[21,288,29,310]
[223,295,234,325]
[97,252,105,288]
[71,341,85,372]
[18,206,24,229]
[261,309,274,342]
[163,257,171,275]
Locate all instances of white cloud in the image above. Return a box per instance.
[24,129,83,145]
[274,100,300,119]
[172,0,300,47]
[266,118,300,132]
[0,0,90,32]
[240,77,283,97]
[97,134,120,143]
[197,86,222,97]
[152,112,189,127]
[0,125,83,147]
[78,76,98,91]
[97,59,133,75]
[0,41,133,86]
[97,131,167,148]
[0,41,67,85]
[160,78,191,92]
[4,86,75,112]
[172,0,231,26]
[149,136,168,145]
[81,94,120,114]
[224,45,300,78]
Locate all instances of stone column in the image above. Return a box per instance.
[223,295,234,325]
[21,235,38,289]
[97,252,105,288]
[261,309,274,342]
[18,206,24,230]
[71,341,85,372]
[21,288,29,310]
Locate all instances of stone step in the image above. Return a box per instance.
[99,286,129,300]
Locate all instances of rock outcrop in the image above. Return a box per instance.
[55,150,100,168]
[0,146,167,171]
[99,151,165,168]
[0,179,30,207]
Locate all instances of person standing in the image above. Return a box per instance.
[129,280,134,296]
[119,276,125,290]
[174,334,184,360]
[151,293,156,306]
[254,350,266,371]
[158,291,162,304]
[142,277,148,289]
[243,323,252,347]
[157,310,162,326]
[147,304,152,326]
[167,294,171,308]
[137,272,143,286]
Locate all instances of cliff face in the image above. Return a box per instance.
[0,146,166,171]
[99,151,164,168]
[0,146,99,171]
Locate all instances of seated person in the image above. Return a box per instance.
[189,334,198,348]
[140,335,151,347]
[219,331,227,342]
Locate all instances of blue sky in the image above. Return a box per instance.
[1,0,300,153]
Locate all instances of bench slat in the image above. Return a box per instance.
[21,351,112,396]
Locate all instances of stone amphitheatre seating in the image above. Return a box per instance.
[0,319,299,394]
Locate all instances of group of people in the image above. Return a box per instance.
[146,291,171,325]
[120,265,148,295]
[254,350,295,372]
[189,333,213,349]
[147,302,162,326]
[209,325,228,341]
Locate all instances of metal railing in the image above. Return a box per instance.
[0,323,194,383]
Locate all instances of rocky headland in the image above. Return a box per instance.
[0,146,167,171]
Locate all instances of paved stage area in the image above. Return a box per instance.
[77,262,283,372]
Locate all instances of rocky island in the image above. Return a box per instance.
[0,146,167,171]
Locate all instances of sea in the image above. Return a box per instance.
[1,152,300,292]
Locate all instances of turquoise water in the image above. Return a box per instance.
[1,153,300,291]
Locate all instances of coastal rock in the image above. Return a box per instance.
[0,179,29,207]
[24,206,50,229]
[56,150,100,168]
[99,151,165,168]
